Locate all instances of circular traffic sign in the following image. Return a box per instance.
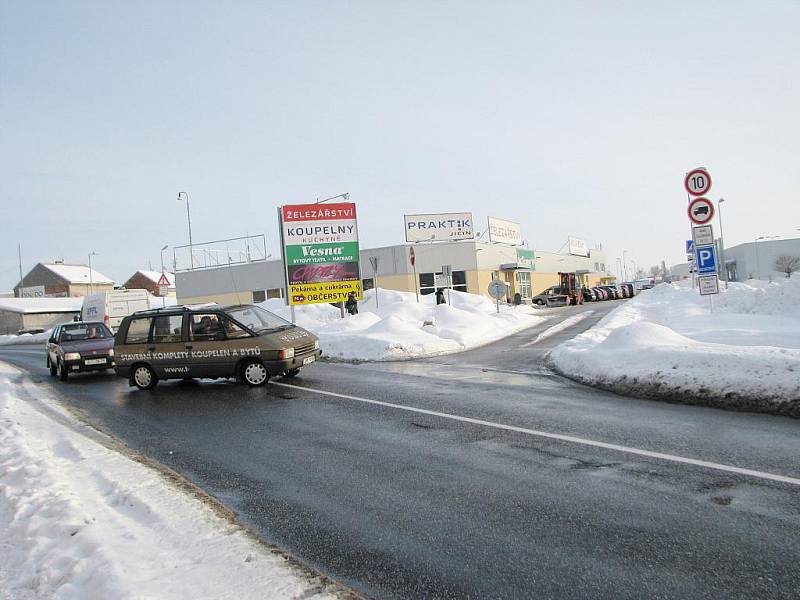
[687,197,715,225]
[684,168,712,196]
[488,280,506,300]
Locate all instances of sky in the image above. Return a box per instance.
[2,1,799,289]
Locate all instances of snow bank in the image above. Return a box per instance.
[0,330,51,346]
[259,288,546,361]
[0,362,341,599]
[548,279,800,416]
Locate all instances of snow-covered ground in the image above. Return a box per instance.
[260,288,547,361]
[0,362,341,599]
[548,278,800,416]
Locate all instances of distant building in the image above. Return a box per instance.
[121,270,176,297]
[723,237,800,281]
[0,297,83,335]
[176,240,611,305]
[13,263,115,298]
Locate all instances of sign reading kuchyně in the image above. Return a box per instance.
[280,202,362,305]
[404,212,474,242]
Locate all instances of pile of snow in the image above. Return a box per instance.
[0,330,51,346]
[0,297,83,314]
[259,288,546,361]
[548,279,800,416]
[0,362,340,599]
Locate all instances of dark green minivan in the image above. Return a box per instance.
[114,304,321,390]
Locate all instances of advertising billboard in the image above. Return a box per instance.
[568,237,589,257]
[487,217,522,246]
[404,212,474,242]
[280,202,362,305]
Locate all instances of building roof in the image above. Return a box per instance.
[41,263,114,285]
[134,270,176,286]
[0,297,84,314]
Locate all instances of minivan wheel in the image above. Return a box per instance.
[132,365,158,390]
[48,356,57,377]
[57,359,69,381]
[241,360,269,386]
[282,368,301,379]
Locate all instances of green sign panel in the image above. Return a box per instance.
[516,248,535,269]
[284,241,360,266]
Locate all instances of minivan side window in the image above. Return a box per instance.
[189,314,224,341]
[151,315,183,343]
[125,317,152,344]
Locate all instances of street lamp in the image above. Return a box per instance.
[88,251,98,295]
[315,192,350,204]
[177,192,194,268]
[622,250,628,281]
[754,235,779,280]
[718,198,728,288]
[160,245,169,273]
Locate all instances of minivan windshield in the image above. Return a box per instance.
[225,305,293,333]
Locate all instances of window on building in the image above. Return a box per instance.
[252,290,266,303]
[125,317,152,344]
[594,262,600,271]
[362,278,375,291]
[266,288,283,299]
[600,263,605,272]
[151,315,183,343]
[419,271,467,295]
[517,271,532,298]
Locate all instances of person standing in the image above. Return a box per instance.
[435,288,446,305]
[345,292,359,315]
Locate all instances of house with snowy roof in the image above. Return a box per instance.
[121,270,176,297]
[13,262,115,298]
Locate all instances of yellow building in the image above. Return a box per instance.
[176,241,611,305]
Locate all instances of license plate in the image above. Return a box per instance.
[302,355,315,366]
[85,358,107,365]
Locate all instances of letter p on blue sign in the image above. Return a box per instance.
[695,245,717,275]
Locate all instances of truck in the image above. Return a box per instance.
[81,290,152,331]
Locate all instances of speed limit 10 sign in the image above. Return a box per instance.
[685,168,712,196]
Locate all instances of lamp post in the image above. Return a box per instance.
[315,192,350,204]
[718,198,727,288]
[754,236,779,280]
[88,251,98,295]
[177,192,194,268]
[622,250,628,281]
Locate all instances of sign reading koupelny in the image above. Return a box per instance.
[280,202,362,306]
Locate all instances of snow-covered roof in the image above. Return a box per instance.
[0,297,84,314]
[136,270,176,286]
[41,263,114,285]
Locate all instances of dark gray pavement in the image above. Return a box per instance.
[1,300,799,599]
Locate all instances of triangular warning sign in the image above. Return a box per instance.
[157,273,170,286]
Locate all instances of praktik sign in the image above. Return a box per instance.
[404,212,474,242]
[280,202,362,306]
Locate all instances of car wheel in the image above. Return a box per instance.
[57,360,69,381]
[132,364,158,390]
[48,356,57,377]
[536,299,545,305]
[282,368,301,379]
[241,360,269,386]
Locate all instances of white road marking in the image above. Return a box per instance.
[271,381,800,487]
[520,311,594,347]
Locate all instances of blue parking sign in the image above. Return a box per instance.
[686,240,694,253]
[695,244,717,275]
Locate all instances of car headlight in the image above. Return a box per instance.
[313,340,320,350]
[64,352,81,361]
[279,348,295,360]
[108,348,115,357]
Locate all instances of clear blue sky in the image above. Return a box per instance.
[2,1,798,288]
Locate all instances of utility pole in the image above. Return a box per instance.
[88,252,98,295]
[178,192,194,269]
[17,244,23,297]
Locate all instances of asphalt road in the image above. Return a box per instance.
[2,301,799,599]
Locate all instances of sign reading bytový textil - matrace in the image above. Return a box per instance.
[280,202,362,305]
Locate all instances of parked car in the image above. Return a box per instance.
[81,289,152,331]
[531,285,563,306]
[114,304,322,390]
[46,321,116,381]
